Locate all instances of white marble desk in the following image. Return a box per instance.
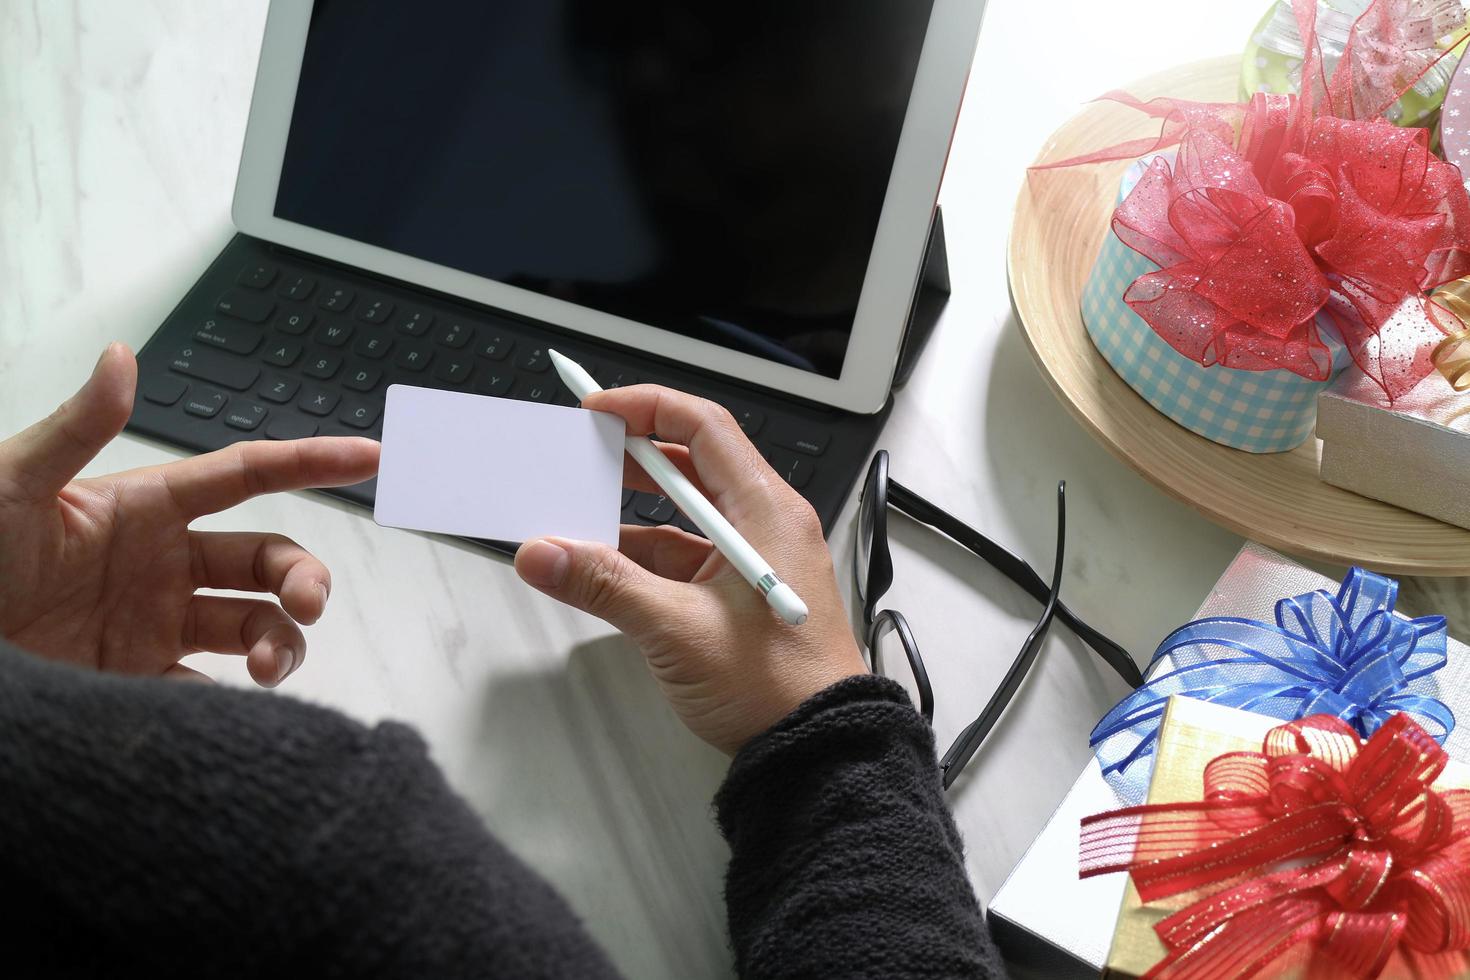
[4,3,1466,977]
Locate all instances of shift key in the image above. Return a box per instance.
[169,346,260,391]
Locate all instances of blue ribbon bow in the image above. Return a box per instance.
[1091,567,1455,798]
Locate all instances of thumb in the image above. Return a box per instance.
[515,537,669,637]
[1,342,136,500]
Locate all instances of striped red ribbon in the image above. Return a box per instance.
[1080,713,1470,979]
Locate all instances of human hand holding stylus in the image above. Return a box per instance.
[549,350,808,626]
[512,377,868,755]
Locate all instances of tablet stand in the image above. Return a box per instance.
[892,205,951,389]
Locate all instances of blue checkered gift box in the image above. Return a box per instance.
[1080,160,1351,454]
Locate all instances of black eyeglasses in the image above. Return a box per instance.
[854,451,1143,789]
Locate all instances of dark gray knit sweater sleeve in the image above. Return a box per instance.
[0,642,619,979]
[715,675,1006,979]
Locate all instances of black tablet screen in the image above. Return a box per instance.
[275,1,935,378]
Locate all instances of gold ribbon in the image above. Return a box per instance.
[1427,279,1470,391]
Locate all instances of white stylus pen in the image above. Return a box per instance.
[549,350,809,627]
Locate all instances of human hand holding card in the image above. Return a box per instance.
[374,385,625,546]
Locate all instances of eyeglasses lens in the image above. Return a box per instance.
[855,478,875,603]
[870,613,927,720]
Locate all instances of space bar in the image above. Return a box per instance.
[167,347,260,391]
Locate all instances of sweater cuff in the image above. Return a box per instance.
[758,673,916,736]
[713,674,936,836]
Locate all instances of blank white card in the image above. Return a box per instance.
[374,385,625,546]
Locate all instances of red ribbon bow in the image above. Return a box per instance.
[1041,0,1470,400]
[1080,713,1470,979]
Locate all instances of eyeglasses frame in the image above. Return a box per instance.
[854,451,1142,789]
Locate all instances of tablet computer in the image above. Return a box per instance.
[230,0,985,414]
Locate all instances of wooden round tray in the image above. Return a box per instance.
[1009,56,1470,576]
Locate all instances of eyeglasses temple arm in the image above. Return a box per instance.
[939,483,1068,789]
[886,479,1143,689]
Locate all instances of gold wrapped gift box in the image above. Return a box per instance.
[1103,697,1470,980]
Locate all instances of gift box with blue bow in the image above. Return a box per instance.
[1091,556,1458,802]
[988,542,1470,978]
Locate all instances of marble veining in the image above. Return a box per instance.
[4,3,1468,977]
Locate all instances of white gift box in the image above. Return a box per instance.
[1317,369,1470,531]
[986,541,1470,977]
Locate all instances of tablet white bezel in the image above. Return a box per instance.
[232,0,984,414]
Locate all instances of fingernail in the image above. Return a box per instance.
[316,581,330,609]
[519,540,570,589]
[274,646,296,683]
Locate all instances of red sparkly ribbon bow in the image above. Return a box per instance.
[1079,713,1470,979]
[1041,0,1470,400]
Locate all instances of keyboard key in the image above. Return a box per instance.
[238,263,277,290]
[266,415,318,440]
[622,488,635,509]
[520,379,555,402]
[769,450,814,489]
[476,335,514,360]
[674,514,704,537]
[353,333,394,359]
[358,297,394,324]
[395,344,433,372]
[344,365,382,392]
[184,388,228,419]
[216,289,274,324]
[169,347,260,391]
[277,273,315,301]
[733,407,766,436]
[435,320,474,349]
[598,369,639,389]
[518,347,550,372]
[224,402,269,431]
[475,371,513,396]
[433,357,472,385]
[318,285,354,313]
[767,423,829,457]
[262,341,302,367]
[303,353,342,380]
[314,321,353,347]
[276,310,314,336]
[634,492,676,524]
[338,399,382,429]
[195,318,262,355]
[298,388,339,416]
[141,375,188,406]
[396,310,433,336]
[259,376,300,404]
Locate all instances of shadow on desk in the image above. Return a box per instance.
[469,635,737,980]
[981,317,1240,662]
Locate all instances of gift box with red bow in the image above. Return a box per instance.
[1084,696,1470,979]
[986,542,1470,978]
[1054,0,1470,453]
[1312,44,1470,530]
